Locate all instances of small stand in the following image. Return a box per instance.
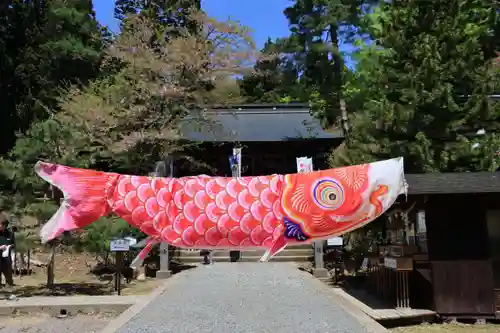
[110,238,130,296]
[114,251,123,295]
[325,237,344,283]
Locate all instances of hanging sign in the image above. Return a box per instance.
[110,238,131,252]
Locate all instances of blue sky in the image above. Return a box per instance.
[93,0,354,63]
[93,0,293,47]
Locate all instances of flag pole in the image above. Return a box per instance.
[230,147,242,262]
[296,157,328,278]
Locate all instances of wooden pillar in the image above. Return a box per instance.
[46,241,55,288]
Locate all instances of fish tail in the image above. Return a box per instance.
[34,161,119,243]
[259,233,288,262]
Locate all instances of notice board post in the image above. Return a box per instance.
[110,238,130,296]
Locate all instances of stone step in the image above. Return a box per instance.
[176,243,313,250]
[176,243,314,253]
[177,255,312,263]
[176,248,313,258]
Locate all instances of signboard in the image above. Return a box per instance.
[110,238,130,252]
[384,257,398,269]
[327,237,343,246]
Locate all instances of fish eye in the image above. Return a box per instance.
[312,178,344,210]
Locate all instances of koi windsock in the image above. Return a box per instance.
[34,157,407,264]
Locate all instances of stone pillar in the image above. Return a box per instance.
[156,242,171,278]
[312,240,328,278]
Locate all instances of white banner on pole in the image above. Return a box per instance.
[232,148,242,177]
[296,156,313,173]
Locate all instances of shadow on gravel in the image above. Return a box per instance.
[341,287,391,310]
[170,261,197,274]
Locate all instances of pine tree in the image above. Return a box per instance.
[114,0,201,36]
[283,0,379,135]
[339,0,500,173]
[0,0,106,154]
[238,38,305,103]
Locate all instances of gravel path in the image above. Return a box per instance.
[0,313,114,333]
[115,263,370,333]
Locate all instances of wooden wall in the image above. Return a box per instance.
[424,194,500,316]
[175,138,342,177]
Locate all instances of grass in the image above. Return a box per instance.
[391,323,500,333]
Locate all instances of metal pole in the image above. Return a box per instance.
[230,147,242,262]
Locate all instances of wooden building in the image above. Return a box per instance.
[366,172,500,319]
[171,103,343,264]
[177,103,343,176]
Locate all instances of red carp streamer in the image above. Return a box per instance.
[35,157,406,266]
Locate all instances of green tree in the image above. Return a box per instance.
[238,38,305,103]
[282,0,380,136]
[55,12,255,173]
[335,0,500,173]
[0,118,94,220]
[114,0,201,36]
[0,0,106,154]
[1,9,257,219]
[75,216,140,263]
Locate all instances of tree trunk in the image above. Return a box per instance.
[329,24,350,142]
[12,250,16,274]
[46,243,55,288]
[19,252,26,270]
[27,250,31,274]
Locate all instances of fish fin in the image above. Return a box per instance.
[283,217,310,242]
[259,235,288,262]
[130,238,158,269]
[35,161,119,243]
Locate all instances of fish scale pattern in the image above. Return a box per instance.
[111,174,286,249]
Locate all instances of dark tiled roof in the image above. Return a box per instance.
[180,105,343,142]
[406,172,500,194]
